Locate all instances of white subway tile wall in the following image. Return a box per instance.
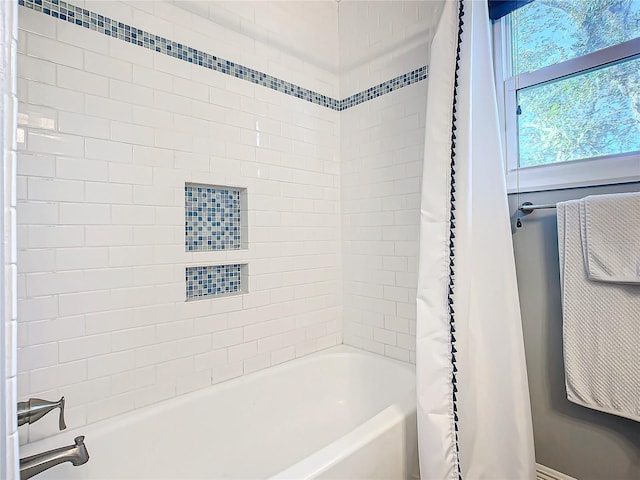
[15,0,433,446]
[16,1,342,444]
[339,0,431,363]
[338,0,442,98]
[2,0,20,475]
[341,83,427,363]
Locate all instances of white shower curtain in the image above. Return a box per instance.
[416,1,536,478]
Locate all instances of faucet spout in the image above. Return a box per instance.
[20,436,89,480]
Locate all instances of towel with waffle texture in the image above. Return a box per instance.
[581,192,640,284]
[557,199,640,422]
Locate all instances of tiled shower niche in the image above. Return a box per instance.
[185,183,247,300]
[186,264,246,300]
[185,183,247,251]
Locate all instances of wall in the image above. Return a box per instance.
[1,0,19,476]
[16,0,342,444]
[509,183,640,480]
[339,0,440,362]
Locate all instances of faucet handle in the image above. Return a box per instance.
[57,397,66,430]
[17,396,67,430]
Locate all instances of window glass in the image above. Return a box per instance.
[512,0,640,75]
[517,55,640,167]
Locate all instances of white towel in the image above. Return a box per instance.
[581,192,640,284]
[557,200,640,422]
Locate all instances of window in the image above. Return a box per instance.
[495,0,640,192]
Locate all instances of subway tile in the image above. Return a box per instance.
[111,325,156,352]
[133,185,176,206]
[111,368,156,396]
[228,341,257,363]
[19,7,56,38]
[111,205,155,225]
[110,121,155,146]
[26,225,85,249]
[61,377,111,406]
[27,177,84,202]
[211,327,243,350]
[59,334,111,363]
[18,104,57,131]
[27,33,83,69]
[132,64,173,91]
[26,270,87,296]
[16,201,59,225]
[56,247,109,271]
[85,95,133,123]
[59,203,110,225]
[17,343,58,372]
[27,131,84,157]
[154,128,192,152]
[397,333,415,352]
[211,362,243,384]
[176,370,212,395]
[18,296,58,322]
[57,65,109,96]
[132,105,172,129]
[243,353,270,374]
[28,81,85,113]
[56,156,108,182]
[156,319,194,343]
[18,248,56,274]
[156,357,194,382]
[108,245,153,267]
[132,145,173,168]
[132,264,176,287]
[86,393,135,424]
[108,36,154,68]
[194,349,227,371]
[133,225,179,246]
[270,346,295,365]
[56,17,110,54]
[85,181,132,204]
[109,79,154,107]
[18,55,56,84]
[58,111,110,139]
[27,316,85,345]
[30,360,87,393]
[384,344,410,362]
[173,76,209,102]
[134,336,211,368]
[85,138,133,163]
[84,50,132,81]
[108,163,152,185]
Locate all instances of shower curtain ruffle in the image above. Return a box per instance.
[416,1,536,478]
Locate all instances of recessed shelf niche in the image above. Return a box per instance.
[185,264,247,300]
[185,183,247,251]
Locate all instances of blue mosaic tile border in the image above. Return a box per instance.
[341,66,428,110]
[185,184,242,252]
[19,0,428,111]
[186,264,242,300]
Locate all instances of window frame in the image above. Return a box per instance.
[493,14,640,193]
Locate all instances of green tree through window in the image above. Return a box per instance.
[511,0,640,167]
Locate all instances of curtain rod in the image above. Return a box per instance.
[518,202,556,215]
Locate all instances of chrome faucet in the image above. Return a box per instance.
[17,397,67,430]
[20,436,89,480]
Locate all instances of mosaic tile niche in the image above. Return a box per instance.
[185,264,244,300]
[185,183,247,300]
[185,183,246,251]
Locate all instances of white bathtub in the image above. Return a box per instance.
[19,346,418,479]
